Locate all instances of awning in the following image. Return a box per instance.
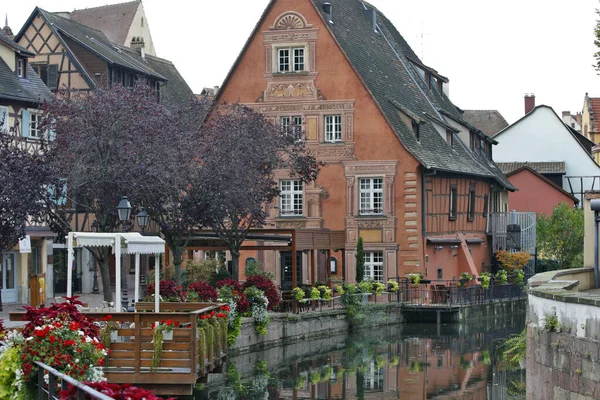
[73,232,165,254]
[426,238,461,245]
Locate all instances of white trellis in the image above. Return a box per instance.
[66,232,165,312]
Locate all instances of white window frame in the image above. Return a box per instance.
[280,115,303,139]
[29,112,41,138]
[16,59,24,78]
[325,115,342,142]
[359,177,384,215]
[277,46,306,73]
[280,180,304,216]
[364,251,384,282]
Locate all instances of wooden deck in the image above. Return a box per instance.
[10,302,227,396]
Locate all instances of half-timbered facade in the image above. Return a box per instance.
[0,30,54,303]
[14,7,193,105]
[217,0,513,285]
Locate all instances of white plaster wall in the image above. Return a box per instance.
[494,106,600,201]
[0,44,16,71]
[528,293,599,338]
[125,3,156,56]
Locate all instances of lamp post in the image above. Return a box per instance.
[136,208,149,293]
[117,196,132,309]
[91,221,100,294]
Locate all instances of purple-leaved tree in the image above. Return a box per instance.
[195,103,319,280]
[0,123,57,254]
[44,84,208,299]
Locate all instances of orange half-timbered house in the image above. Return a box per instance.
[216,0,514,286]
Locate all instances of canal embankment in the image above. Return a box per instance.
[527,267,600,400]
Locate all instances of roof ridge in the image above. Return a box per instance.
[41,9,106,35]
[71,1,140,13]
[116,45,173,64]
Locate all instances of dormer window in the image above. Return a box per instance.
[16,58,25,78]
[446,130,453,146]
[412,120,420,141]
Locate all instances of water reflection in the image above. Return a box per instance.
[196,317,525,400]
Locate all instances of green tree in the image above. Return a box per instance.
[595,6,600,74]
[537,203,584,269]
[355,237,365,282]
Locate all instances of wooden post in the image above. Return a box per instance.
[291,230,297,289]
[134,313,141,375]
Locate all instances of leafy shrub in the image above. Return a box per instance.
[210,267,232,286]
[496,250,530,274]
[144,280,184,302]
[217,278,249,313]
[187,281,218,302]
[243,276,280,311]
[244,260,275,280]
[185,259,218,285]
[544,308,561,332]
[22,296,99,339]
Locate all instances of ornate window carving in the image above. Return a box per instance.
[271,12,312,30]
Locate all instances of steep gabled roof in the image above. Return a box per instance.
[494,105,598,164]
[70,1,140,46]
[505,166,579,204]
[15,8,165,82]
[497,161,566,175]
[589,97,600,132]
[0,59,52,104]
[310,0,513,189]
[462,110,509,137]
[118,46,194,106]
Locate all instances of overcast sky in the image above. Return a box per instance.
[5,0,599,123]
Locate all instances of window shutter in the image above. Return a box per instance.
[48,64,58,90]
[21,110,30,138]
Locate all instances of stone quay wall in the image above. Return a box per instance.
[527,268,600,400]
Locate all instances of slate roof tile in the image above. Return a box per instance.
[462,110,509,137]
[310,0,512,189]
[497,161,566,175]
[70,1,140,46]
[0,58,52,104]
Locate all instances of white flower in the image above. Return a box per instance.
[74,358,80,363]
[43,373,49,385]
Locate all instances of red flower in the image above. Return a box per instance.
[69,321,80,331]
[102,315,113,321]
[64,340,75,346]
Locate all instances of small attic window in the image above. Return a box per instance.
[16,58,25,78]
[446,130,453,146]
[412,120,420,141]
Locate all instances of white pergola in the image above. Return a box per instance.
[66,232,166,312]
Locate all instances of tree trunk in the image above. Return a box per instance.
[171,246,184,286]
[231,249,240,281]
[89,247,113,303]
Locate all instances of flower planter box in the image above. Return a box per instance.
[163,330,173,341]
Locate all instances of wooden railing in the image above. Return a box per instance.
[85,303,226,395]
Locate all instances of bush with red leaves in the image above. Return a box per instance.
[22,296,99,339]
[0,318,4,338]
[187,281,218,302]
[243,276,280,311]
[59,382,175,400]
[144,280,184,302]
[216,278,243,291]
[217,278,250,313]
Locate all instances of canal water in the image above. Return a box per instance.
[195,315,525,400]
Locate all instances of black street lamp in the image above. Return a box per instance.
[136,208,149,232]
[91,221,100,294]
[117,196,132,228]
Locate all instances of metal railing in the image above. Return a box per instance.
[400,279,526,307]
[35,361,114,400]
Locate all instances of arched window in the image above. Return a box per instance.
[330,256,337,274]
[245,257,256,267]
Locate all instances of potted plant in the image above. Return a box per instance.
[479,272,492,290]
[408,273,424,286]
[152,319,179,341]
[387,279,399,292]
[496,269,508,285]
[99,315,120,347]
[458,272,472,287]
[292,287,305,302]
[515,269,525,286]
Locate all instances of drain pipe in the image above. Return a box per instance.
[591,199,600,288]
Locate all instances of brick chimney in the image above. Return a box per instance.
[525,93,535,115]
[130,36,145,58]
